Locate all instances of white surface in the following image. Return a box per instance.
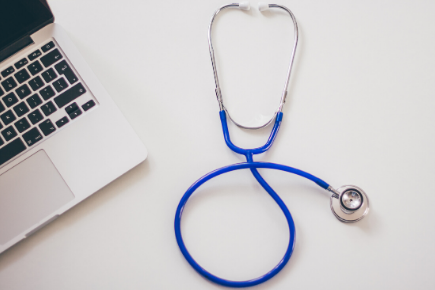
[1,0,435,289]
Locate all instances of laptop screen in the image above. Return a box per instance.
[0,0,53,53]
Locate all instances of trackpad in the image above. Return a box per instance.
[0,150,74,245]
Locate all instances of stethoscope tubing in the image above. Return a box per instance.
[175,2,364,286]
[174,112,330,288]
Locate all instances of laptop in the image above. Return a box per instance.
[0,0,147,254]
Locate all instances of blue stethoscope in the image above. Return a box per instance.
[175,2,370,288]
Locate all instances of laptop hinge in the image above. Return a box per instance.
[0,36,34,64]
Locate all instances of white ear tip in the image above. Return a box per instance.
[258,2,269,11]
[239,1,251,10]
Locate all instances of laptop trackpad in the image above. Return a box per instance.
[0,150,74,245]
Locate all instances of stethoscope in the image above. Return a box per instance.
[174,2,370,288]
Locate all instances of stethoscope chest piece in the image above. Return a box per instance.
[330,185,369,223]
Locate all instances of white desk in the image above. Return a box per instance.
[1,0,435,289]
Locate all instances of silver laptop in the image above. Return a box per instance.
[0,0,147,254]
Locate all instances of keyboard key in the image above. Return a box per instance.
[1,66,15,78]
[28,49,42,61]
[14,69,31,84]
[1,126,17,142]
[0,101,5,113]
[0,110,16,125]
[26,94,43,109]
[29,76,44,91]
[69,107,82,120]
[65,102,78,114]
[41,101,57,116]
[14,118,31,133]
[13,102,29,117]
[39,119,56,136]
[0,136,3,146]
[1,77,17,92]
[28,109,43,124]
[54,83,86,108]
[41,68,57,83]
[14,58,29,70]
[53,77,68,92]
[27,61,43,76]
[0,87,4,97]
[16,84,31,99]
[2,92,19,107]
[41,41,55,53]
[56,116,69,128]
[82,100,96,111]
[39,86,55,100]
[55,60,78,84]
[41,49,63,67]
[0,138,26,166]
[23,127,43,147]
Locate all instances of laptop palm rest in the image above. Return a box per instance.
[0,150,74,245]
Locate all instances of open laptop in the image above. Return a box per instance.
[0,0,147,254]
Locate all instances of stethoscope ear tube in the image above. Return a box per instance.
[208,3,299,129]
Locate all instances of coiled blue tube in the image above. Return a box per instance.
[174,111,329,288]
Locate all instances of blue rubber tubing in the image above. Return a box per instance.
[174,111,329,287]
[174,161,329,288]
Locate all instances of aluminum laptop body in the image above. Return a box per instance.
[0,0,147,254]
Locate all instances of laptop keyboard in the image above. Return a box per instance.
[0,40,97,167]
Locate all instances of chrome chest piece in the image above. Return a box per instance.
[329,185,370,223]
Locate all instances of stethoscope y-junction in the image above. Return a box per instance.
[174,2,370,288]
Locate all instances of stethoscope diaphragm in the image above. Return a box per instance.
[330,185,370,223]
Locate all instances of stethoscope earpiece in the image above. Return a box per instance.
[238,1,250,10]
[258,2,270,11]
[330,185,370,223]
